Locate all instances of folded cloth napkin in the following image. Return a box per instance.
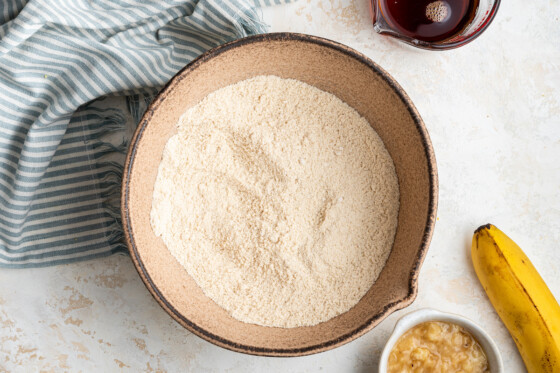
[0,0,287,268]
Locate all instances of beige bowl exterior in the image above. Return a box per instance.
[121,33,438,357]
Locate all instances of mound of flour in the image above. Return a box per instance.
[150,76,399,328]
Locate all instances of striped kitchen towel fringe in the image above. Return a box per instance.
[0,0,289,268]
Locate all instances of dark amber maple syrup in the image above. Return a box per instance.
[380,0,479,42]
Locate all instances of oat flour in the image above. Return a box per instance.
[150,76,399,328]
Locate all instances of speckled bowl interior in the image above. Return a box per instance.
[122,33,438,356]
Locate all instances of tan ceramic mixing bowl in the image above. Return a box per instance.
[122,33,438,356]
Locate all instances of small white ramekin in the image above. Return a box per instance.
[378,308,503,373]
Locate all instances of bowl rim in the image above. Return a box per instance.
[121,32,439,356]
[378,308,504,372]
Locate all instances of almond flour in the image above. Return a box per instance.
[150,76,399,328]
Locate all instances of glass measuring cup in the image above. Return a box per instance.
[370,0,501,50]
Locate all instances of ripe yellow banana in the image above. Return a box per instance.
[472,224,560,373]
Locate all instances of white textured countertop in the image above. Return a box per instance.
[1,0,559,371]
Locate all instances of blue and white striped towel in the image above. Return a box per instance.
[0,0,287,268]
